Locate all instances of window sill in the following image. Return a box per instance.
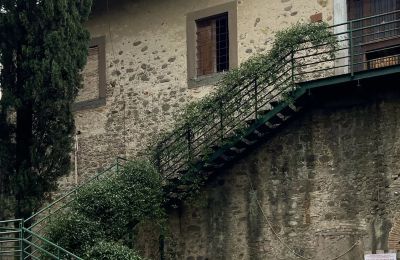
[188,72,226,89]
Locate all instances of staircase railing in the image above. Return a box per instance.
[1,10,400,260]
[0,219,82,259]
[0,219,23,259]
[155,10,400,179]
[19,157,129,259]
[25,157,127,229]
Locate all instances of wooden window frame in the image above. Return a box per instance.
[72,36,107,111]
[186,2,238,88]
[196,13,230,77]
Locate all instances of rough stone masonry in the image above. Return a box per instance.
[135,83,400,260]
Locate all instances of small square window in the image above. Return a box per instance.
[196,13,229,76]
[186,2,237,87]
[73,36,107,111]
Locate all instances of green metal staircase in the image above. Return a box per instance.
[156,10,400,202]
[2,10,400,259]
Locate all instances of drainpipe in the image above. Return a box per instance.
[74,131,81,185]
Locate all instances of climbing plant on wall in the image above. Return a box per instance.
[152,22,338,204]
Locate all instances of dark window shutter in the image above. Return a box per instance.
[196,20,216,76]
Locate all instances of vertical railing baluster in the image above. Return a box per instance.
[19,220,24,260]
[186,124,193,163]
[291,49,295,90]
[254,78,258,119]
[116,157,120,175]
[349,20,354,76]
[155,144,162,175]
[219,97,224,142]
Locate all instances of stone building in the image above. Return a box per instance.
[69,0,336,186]
[67,0,400,259]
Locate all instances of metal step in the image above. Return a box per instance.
[267,114,283,125]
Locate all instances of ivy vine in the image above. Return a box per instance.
[152,22,338,204]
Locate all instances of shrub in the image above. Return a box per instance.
[71,160,165,239]
[84,241,143,260]
[45,211,105,256]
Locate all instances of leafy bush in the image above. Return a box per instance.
[166,22,337,132]
[45,160,165,258]
[71,160,165,239]
[84,241,143,260]
[46,211,105,256]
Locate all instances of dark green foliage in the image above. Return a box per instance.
[46,211,105,256]
[71,160,165,239]
[0,0,92,219]
[152,22,338,204]
[84,241,143,260]
[164,22,337,133]
[0,107,14,219]
[45,160,164,258]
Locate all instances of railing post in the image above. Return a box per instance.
[219,97,224,142]
[349,20,354,77]
[116,157,120,174]
[155,144,162,174]
[186,124,193,163]
[291,49,295,90]
[19,220,24,260]
[254,78,258,119]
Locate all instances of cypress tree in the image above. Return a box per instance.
[0,0,92,220]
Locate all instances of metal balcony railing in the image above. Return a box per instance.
[155,10,400,179]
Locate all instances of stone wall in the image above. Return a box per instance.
[64,0,334,189]
[55,1,400,259]
[154,84,400,260]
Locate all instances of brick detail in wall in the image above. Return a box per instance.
[388,215,400,250]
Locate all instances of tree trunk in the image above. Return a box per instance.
[15,102,33,220]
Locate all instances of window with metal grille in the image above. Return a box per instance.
[348,0,400,71]
[196,13,229,76]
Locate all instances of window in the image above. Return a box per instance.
[196,13,229,76]
[366,46,400,69]
[187,2,237,87]
[348,0,400,70]
[73,36,107,111]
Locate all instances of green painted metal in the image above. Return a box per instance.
[300,65,400,90]
[0,157,129,259]
[2,9,400,260]
[155,10,400,180]
[25,157,128,230]
[22,227,83,260]
[349,20,354,77]
[1,219,82,259]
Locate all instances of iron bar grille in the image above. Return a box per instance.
[196,13,229,76]
[155,9,400,180]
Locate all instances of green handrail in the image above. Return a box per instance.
[22,227,83,260]
[1,219,82,259]
[2,10,400,260]
[25,157,130,229]
[154,10,400,179]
